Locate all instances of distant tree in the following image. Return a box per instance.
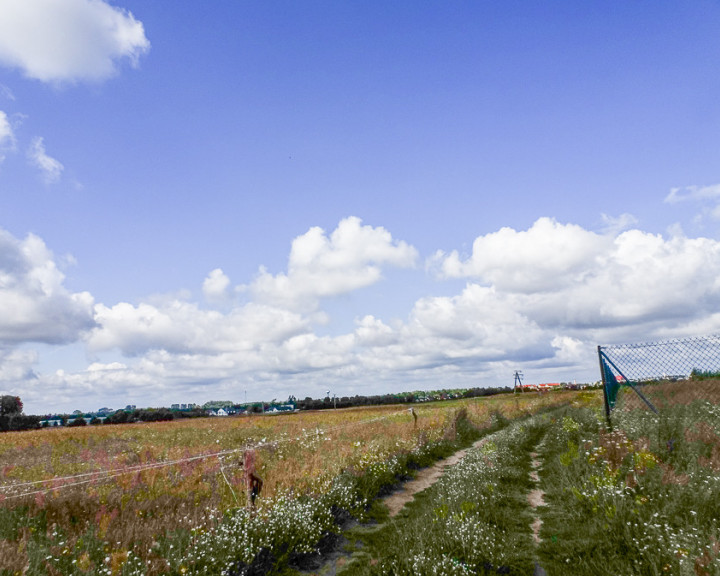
[67,418,87,427]
[137,408,174,422]
[0,396,23,415]
[108,410,130,424]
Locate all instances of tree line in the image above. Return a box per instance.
[0,386,514,432]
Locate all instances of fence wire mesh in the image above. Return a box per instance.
[598,334,720,419]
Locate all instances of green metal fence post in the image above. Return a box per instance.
[598,346,611,424]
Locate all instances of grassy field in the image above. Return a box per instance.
[336,383,720,576]
[7,384,712,576]
[0,391,574,575]
[538,381,720,575]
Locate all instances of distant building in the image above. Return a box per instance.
[268,404,296,413]
[518,383,563,391]
[40,419,63,427]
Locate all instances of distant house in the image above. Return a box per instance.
[518,383,562,391]
[268,404,296,414]
[215,408,228,416]
[40,419,63,427]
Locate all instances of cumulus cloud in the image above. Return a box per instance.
[12,216,720,413]
[0,110,15,162]
[250,217,418,311]
[0,228,95,345]
[88,299,310,357]
[352,284,549,374]
[436,217,610,293]
[27,136,63,183]
[435,219,720,339]
[0,0,150,83]
[202,268,231,303]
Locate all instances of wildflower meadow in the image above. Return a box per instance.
[0,392,571,575]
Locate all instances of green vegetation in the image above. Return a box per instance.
[341,412,543,575]
[3,384,717,575]
[539,390,720,575]
[325,385,720,576]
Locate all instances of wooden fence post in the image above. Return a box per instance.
[243,449,263,508]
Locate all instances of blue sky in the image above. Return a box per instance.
[1,1,720,414]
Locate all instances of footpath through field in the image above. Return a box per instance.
[304,411,555,576]
[317,390,720,576]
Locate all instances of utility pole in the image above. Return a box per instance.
[513,370,524,393]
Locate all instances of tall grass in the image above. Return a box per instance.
[343,412,547,575]
[539,383,720,575]
[0,392,574,575]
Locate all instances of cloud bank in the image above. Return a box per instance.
[3,216,720,413]
[0,0,150,83]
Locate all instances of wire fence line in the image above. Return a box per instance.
[0,409,411,501]
[598,333,720,419]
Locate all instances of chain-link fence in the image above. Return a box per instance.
[598,334,720,419]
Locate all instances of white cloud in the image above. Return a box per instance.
[88,299,310,357]
[27,136,64,183]
[0,228,96,345]
[352,284,548,374]
[436,219,720,339]
[0,110,15,162]
[0,0,150,83]
[665,183,720,204]
[250,216,418,311]
[436,217,610,293]
[202,268,231,303]
[11,216,720,413]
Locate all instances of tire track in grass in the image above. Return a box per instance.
[331,413,561,575]
[382,435,492,518]
[297,436,493,576]
[528,447,549,576]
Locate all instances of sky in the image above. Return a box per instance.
[1,1,720,414]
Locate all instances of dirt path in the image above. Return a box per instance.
[528,451,545,543]
[528,450,548,576]
[382,436,490,517]
[299,437,492,575]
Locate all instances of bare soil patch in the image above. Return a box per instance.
[528,452,546,544]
